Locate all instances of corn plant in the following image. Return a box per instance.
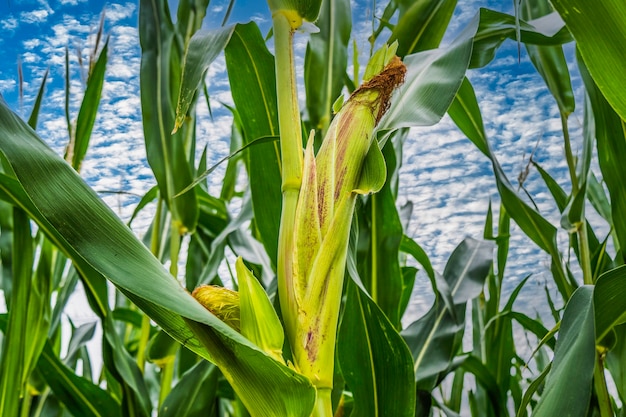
[1,0,626,416]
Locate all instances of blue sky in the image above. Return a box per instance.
[0,0,599,325]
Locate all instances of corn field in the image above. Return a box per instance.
[1,0,626,416]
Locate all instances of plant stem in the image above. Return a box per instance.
[273,11,303,353]
[561,113,578,193]
[158,359,175,407]
[137,196,164,371]
[136,314,151,373]
[311,388,332,417]
[593,353,613,417]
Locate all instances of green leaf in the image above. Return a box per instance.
[267,0,323,22]
[400,235,436,286]
[594,265,626,343]
[357,141,402,328]
[448,75,575,299]
[27,68,49,130]
[550,0,626,121]
[353,139,386,195]
[390,0,458,56]
[338,279,415,417]
[237,257,284,362]
[520,0,575,116]
[139,0,198,232]
[532,286,595,417]
[469,8,571,69]
[225,22,281,266]
[0,208,33,417]
[579,52,626,262]
[73,40,108,171]
[160,360,219,417]
[377,25,473,131]
[606,324,626,405]
[402,238,492,388]
[304,0,351,132]
[173,26,235,132]
[0,98,315,417]
[37,341,122,417]
[460,356,506,415]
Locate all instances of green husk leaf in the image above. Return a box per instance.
[353,139,386,195]
[237,257,285,363]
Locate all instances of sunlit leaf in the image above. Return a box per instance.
[550,0,626,121]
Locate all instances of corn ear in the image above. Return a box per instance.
[287,46,406,392]
[236,257,286,363]
[192,285,241,332]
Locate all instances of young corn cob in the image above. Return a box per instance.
[284,44,406,408]
[192,257,285,363]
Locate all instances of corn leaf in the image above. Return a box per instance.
[594,265,626,343]
[357,141,403,328]
[224,22,282,266]
[304,0,351,133]
[448,76,575,299]
[532,286,595,417]
[402,238,492,389]
[0,208,33,417]
[173,26,235,132]
[0,98,315,417]
[160,359,219,417]
[338,279,415,417]
[520,0,575,116]
[139,0,198,232]
[73,39,107,171]
[549,0,626,121]
[390,0,458,56]
[579,51,626,262]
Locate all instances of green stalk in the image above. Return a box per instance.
[158,358,175,407]
[137,196,164,372]
[561,113,578,193]
[593,353,613,417]
[158,220,182,404]
[311,389,332,417]
[273,10,303,355]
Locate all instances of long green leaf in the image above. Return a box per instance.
[0,208,32,417]
[594,265,626,343]
[358,141,404,328]
[390,0,458,56]
[160,357,219,416]
[0,98,315,417]
[579,53,626,262]
[532,286,595,417]
[304,0,351,134]
[549,0,626,121]
[139,0,198,232]
[224,22,282,266]
[38,341,122,417]
[338,279,415,417]
[27,68,49,130]
[73,40,108,171]
[378,24,473,131]
[402,238,492,388]
[521,0,574,116]
[173,25,235,132]
[448,76,575,299]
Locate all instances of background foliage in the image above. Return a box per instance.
[1,0,626,416]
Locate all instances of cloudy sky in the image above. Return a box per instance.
[0,0,602,329]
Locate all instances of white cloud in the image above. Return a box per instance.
[20,8,54,24]
[58,0,87,5]
[1,17,18,31]
[105,3,136,23]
